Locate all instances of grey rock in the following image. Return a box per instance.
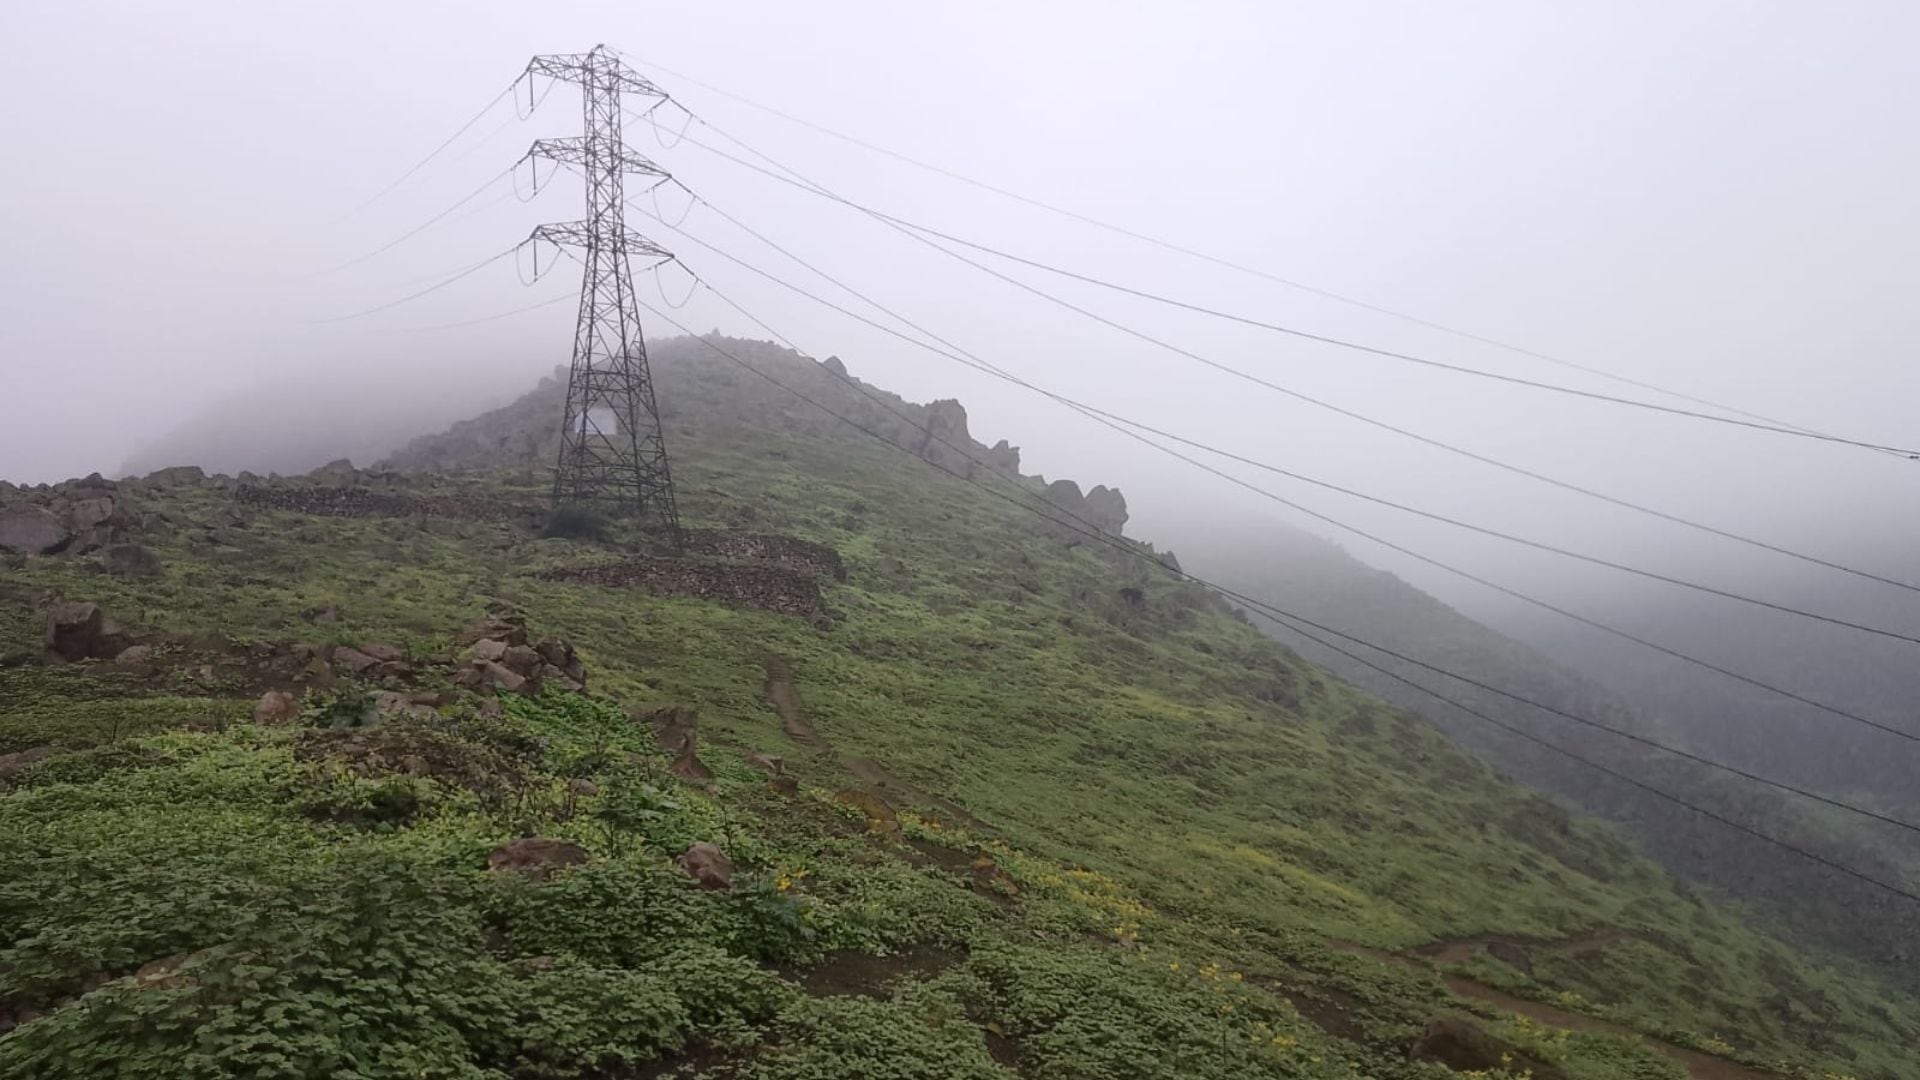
[0,506,71,555]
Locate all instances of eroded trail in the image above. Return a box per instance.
[760,654,819,746]
[1329,938,1781,1080]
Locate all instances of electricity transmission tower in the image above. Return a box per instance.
[523,45,681,536]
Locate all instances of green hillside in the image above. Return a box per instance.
[1,337,1913,1079]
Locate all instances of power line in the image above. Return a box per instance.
[336,83,516,220]
[618,192,1920,747]
[401,289,576,333]
[661,114,1920,602]
[674,130,1918,459]
[620,52,1894,457]
[691,270,1920,837]
[638,197,1920,642]
[315,166,518,276]
[309,245,520,323]
[629,292,1920,906]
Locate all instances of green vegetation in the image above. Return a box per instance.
[3,355,1916,1078]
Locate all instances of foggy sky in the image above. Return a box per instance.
[3,1,1917,649]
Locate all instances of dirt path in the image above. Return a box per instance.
[761,655,819,746]
[759,654,989,833]
[1327,940,1780,1080]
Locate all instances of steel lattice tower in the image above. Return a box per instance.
[523,45,681,535]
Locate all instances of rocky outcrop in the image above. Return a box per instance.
[983,439,1021,474]
[449,609,585,695]
[1083,485,1128,534]
[0,476,127,555]
[1036,480,1128,542]
[916,399,975,477]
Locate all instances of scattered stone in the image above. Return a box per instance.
[253,690,300,726]
[358,643,406,663]
[114,644,155,663]
[131,952,200,991]
[0,505,71,555]
[468,638,509,663]
[302,606,341,624]
[487,837,590,878]
[677,842,733,891]
[102,543,162,579]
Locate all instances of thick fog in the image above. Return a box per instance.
[3,2,1918,674]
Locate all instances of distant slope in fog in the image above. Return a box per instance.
[1159,514,1920,985]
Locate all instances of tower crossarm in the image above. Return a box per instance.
[524,137,668,178]
[524,48,666,99]
[529,222,673,263]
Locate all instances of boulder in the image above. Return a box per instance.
[307,458,358,486]
[566,778,599,797]
[302,606,341,624]
[0,506,71,555]
[476,661,527,695]
[487,837,589,878]
[357,643,406,663]
[532,639,585,685]
[62,493,117,530]
[45,601,106,662]
[102,543,162,579]
[253,690,301,726]
[746,751,785,775]
[499,644,545,677]
[114,644,155,663]
[143,465,205,486]
[468,638,509,663]
[676,842,733,891]
[331,647,380,676]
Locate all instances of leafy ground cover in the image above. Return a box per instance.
[2,380,1915,1077]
